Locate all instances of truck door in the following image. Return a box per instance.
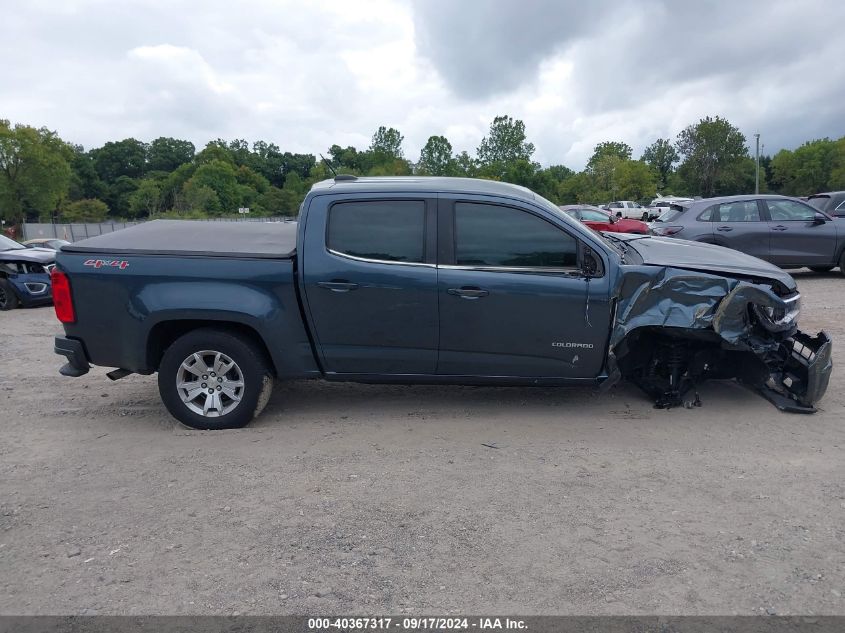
[301,196,438,375]
[436,198,612,379]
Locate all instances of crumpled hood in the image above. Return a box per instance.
[0,247,56,265]
[625,235,796,291]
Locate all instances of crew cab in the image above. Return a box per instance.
[52,177,832,429]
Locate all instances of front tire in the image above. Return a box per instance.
[0,279,20,311]
[158,328,273,429]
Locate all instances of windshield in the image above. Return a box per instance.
[0,234,25,251]
[807,196,829,210]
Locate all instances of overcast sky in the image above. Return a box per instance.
[2,0,843,169]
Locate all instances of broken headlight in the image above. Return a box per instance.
[752,294,801,333]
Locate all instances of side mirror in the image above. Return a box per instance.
[582,245,599,277]
[608,215,617,224]
[813,212,827,225]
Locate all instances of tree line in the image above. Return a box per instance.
[1,114,844,225]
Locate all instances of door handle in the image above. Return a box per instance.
[448,287,489,299]
[317,281,359,292]
[772,225,788,231]
[716,225,733,232]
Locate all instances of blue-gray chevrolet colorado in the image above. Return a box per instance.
[52,176,832,429]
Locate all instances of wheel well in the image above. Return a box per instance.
[146,320,276,375]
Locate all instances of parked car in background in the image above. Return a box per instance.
[648,196,694,220]
[650,195,845,273]
[807,191,845,217]
[605,200,652,220]
[0,234,54,310]
[559,205,649,234]
[23,238,71,251]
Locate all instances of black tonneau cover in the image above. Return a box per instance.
[62,219,298,259]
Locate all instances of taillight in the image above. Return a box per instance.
[51,270,76,323]
[651,225,684,236]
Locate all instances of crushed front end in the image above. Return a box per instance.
[607,266,832,413]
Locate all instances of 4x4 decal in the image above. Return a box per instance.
[83,259,129,270]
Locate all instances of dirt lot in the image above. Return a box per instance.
[0,270,843,616]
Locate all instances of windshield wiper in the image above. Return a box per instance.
[602,234,629,263]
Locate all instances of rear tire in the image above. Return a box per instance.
[158,328,273,430]
[809,265,834,273]
[0,279,20,311]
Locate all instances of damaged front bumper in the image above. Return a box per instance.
[609,266,833,413]
[754,330,832,413]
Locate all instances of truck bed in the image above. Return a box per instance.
[62,219,298,259]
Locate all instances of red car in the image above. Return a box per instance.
[559,205,650,234]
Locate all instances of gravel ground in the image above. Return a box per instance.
[0,270,843,615]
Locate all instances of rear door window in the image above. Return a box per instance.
[455,202,578,268]
[328,200,425,263]
[711,201,762,222]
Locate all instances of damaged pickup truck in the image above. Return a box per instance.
[52,176,832,429]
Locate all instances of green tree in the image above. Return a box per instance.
[454,151,478,177]
[104,176,139,218]
[476,115,535,176]
[129,179,162,218]
[369,126,405,160]
[176,181,220,214]
[190,159,240,213]
[90,138,148,182]
[587,141,632,169]
[675,116,749,197]
[67,145,107,202]
[256,186,290,216]
[417,135,456,176]
[280,151,316,182]
[0,120,72,223]
[328,144,365,173]
[195,142,235,166]
[61,198,109,222]
[614,160,657,201]
[147,137,195,172]
[769,138,843,195]
[828,138,845,189]
[641,138,678,190]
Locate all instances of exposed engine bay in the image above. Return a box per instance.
[606,266,832,413]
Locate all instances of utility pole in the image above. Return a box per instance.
[754,133,760,194]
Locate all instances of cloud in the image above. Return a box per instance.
[0,0,843,170]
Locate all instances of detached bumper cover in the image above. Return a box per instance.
[756,331,832,413]
[55,336,90,377]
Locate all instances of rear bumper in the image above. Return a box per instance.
[54,336,90,377]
